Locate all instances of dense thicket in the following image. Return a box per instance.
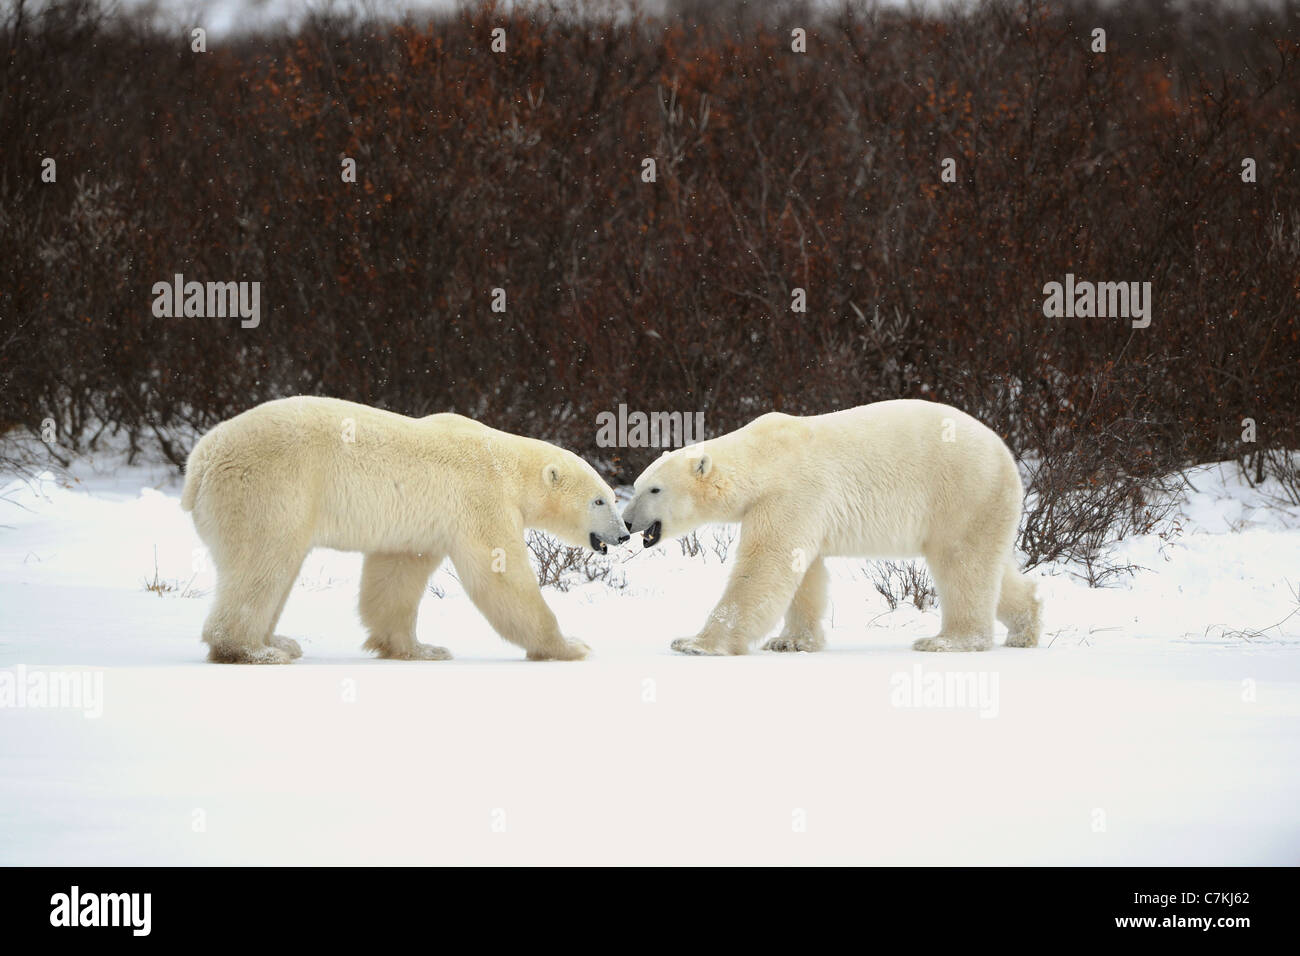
[2,0,1297,562]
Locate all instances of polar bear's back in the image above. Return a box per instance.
[788,400,1021,557]
[187,396,485,478]
[822,398,1007,452]
[182,396,514,555]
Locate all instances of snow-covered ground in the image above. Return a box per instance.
[2,452,1298,864]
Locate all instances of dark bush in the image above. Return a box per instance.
[1,0,1297,570]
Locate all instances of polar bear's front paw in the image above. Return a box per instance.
[410,642,453,661]
[1004,632,1039,648]
[268,634,303,659]
[527,639,590,661]
[912,635,993,653]
[762,635,823,653]
[670,638,724,656]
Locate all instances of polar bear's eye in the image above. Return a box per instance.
[650,487,661,494]
[593,498,604,507]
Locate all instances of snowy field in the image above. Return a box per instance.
[2,452,1299,865]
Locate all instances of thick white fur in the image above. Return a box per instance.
[182,396,624,664]
[621,400,1042,654]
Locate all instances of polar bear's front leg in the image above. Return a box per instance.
[676,532,816,656]
[762,556,828,653]
[451,541,590,661]
[360,552,451,660]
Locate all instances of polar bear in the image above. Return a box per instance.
[181,396,627,663]
[621,400,1042,654]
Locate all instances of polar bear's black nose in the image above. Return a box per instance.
[624,519,634,531]
[618,533,630,543]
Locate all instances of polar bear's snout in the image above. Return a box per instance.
[622,501,640,535]
[620,498,663,548]
[624,447,710,549]
[589,531,629,554]
[621,499,645,535]
[589,498,630,553]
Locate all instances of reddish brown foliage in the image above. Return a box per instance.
[1,0,1297,496]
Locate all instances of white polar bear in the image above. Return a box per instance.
[181,396,627,664]
[621,400,1042,654]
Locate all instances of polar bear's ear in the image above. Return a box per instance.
[689,453,712,478]
[541,463,563,488]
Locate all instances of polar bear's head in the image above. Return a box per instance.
[536,455,629,554]
[621,446,719,548]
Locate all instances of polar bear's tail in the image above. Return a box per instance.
[180,436,210,513]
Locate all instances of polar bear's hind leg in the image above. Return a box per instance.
[915,544,1000,652]
[998,560,1041,647]
[360,551,451,660]
[202,545,308,664]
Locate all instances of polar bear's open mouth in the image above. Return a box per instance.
[642,521,662,548]
[589,533,608,554]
